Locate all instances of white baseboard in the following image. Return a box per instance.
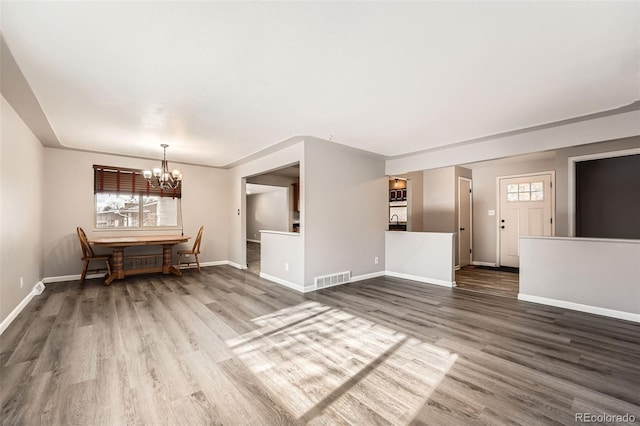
[471,260,498,268]
[471,261,497,267]
[259,272,308,293]
[518,293,640,323]
[246,239,261,244]
[0,281,46,336]
[44,273,104,283]
[351,271,386,283]
[227,261,247,270]
[179,260,228,270]
[385,271,455,288]
[454,265,461,271]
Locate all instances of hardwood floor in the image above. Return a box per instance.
[247,241,260,276]
[455,266,519,298]
[1,266,639,425]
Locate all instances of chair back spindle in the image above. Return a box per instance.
[193,226,204,254]
[77,227,95,258]
[177,226,204,272]
[76,226,111,284]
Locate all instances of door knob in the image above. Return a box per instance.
[501,219,505,223]
[501,225,505,229]
[460,227,465,231]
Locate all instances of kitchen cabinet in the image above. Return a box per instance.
[389,189,407,202]
[292,183,300,212]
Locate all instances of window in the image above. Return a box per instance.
[94,165,181,229]
[507,181,544,202]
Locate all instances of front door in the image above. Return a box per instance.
[499,173,553,268]
[458,177,472,267]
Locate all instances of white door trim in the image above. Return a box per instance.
[457,177,473,267]
[567,147,640,237]
[496,170,556,267]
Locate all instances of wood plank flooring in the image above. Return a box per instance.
[1,266,639,425]
[247,241,260,276]
[455,266,519,298]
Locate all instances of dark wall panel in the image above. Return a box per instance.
[576,154,640,239]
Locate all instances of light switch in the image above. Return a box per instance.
[488,210,495,216]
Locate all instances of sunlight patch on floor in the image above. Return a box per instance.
[227,301,457,424]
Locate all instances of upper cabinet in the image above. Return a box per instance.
[389,178,407,203]
[292,183,300,212]
[389,188,407,202]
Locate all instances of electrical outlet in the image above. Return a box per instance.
[374,257,379,265]
[284,262,289,272]
[20,277,24,288]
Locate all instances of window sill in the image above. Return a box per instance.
[92,226,182,233]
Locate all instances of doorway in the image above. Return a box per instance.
[498,172,555,268]
[243,163,300,275]
[458,177,472,268]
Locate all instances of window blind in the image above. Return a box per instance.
[93,165,181,198]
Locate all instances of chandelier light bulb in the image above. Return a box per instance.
[142,144,183,190]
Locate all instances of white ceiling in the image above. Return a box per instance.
[2,1,638,167]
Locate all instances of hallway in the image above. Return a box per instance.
[455,266,519,298]
[247,241,260,275]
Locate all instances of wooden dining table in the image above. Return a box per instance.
[89,234,190,285]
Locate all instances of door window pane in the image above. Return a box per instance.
[531,182,543,192]
[506,180,545,202]
[531,191,544,201]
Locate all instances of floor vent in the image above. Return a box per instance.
[315,271,351,290]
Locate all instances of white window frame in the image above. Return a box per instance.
[93,193,182,232]
[567,147,640,237]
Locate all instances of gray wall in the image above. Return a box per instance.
[467,136,640,264]
[520,237,640,318]
[386,109,640,175]
[422,167,455,233]
[247,173,299,236]
[304,138,387,284]
[246,188,289,241]
[554,136,640,237]
[228,138,305,268]
[1,96,44,324]
[420,166,471,265]
[42,148,230,277]
[469,156,556,264]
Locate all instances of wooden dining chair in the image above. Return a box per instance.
[177,226,204,272]
[76,227,111,284]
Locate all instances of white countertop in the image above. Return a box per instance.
[260,230,300,236]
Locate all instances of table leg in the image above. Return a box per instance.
[105,247,125,285]
[163,244,182,277]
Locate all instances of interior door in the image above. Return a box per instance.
[458,178,472,267]
[499,174,553,268]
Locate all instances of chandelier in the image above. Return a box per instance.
[142,144,183,190]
